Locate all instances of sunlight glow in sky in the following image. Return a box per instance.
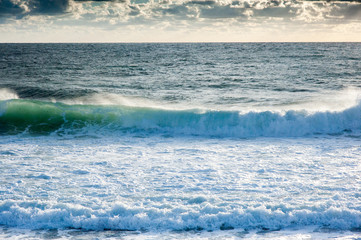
[1,0,361,42]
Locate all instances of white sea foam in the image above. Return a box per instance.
[0,136,360,234]
[0,200,360,231]
[0,88,18,100]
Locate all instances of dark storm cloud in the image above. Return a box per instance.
[0,0,129,18]
[0,0,24,16]
[0,0,123,18]
[0,0,70,17]
[34,0,70,14]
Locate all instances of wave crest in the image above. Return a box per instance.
[0,200,360,231]
[0,99,360,137]
[0,88,19,101]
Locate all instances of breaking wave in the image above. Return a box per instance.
[0,200,360,231]
[0,99,360,137]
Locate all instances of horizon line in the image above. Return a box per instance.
[1,41,361,44]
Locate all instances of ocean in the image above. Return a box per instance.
[0,43,360,239]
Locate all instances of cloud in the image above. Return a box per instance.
[0,0,71,17]
[75,0,127,2]
[0,0,26,16]
[328,2,361,19]
[188,0,216,5]
[1,0,361,43]
[33,0,70,14]
[1,0,361,22]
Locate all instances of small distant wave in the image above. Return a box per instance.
[0,200,360,231]
[0,98,360,137]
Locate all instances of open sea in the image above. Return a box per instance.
[0,43,361,239]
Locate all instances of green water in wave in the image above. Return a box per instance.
[0,100,121,134]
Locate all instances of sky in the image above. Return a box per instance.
[0,0,361,42]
